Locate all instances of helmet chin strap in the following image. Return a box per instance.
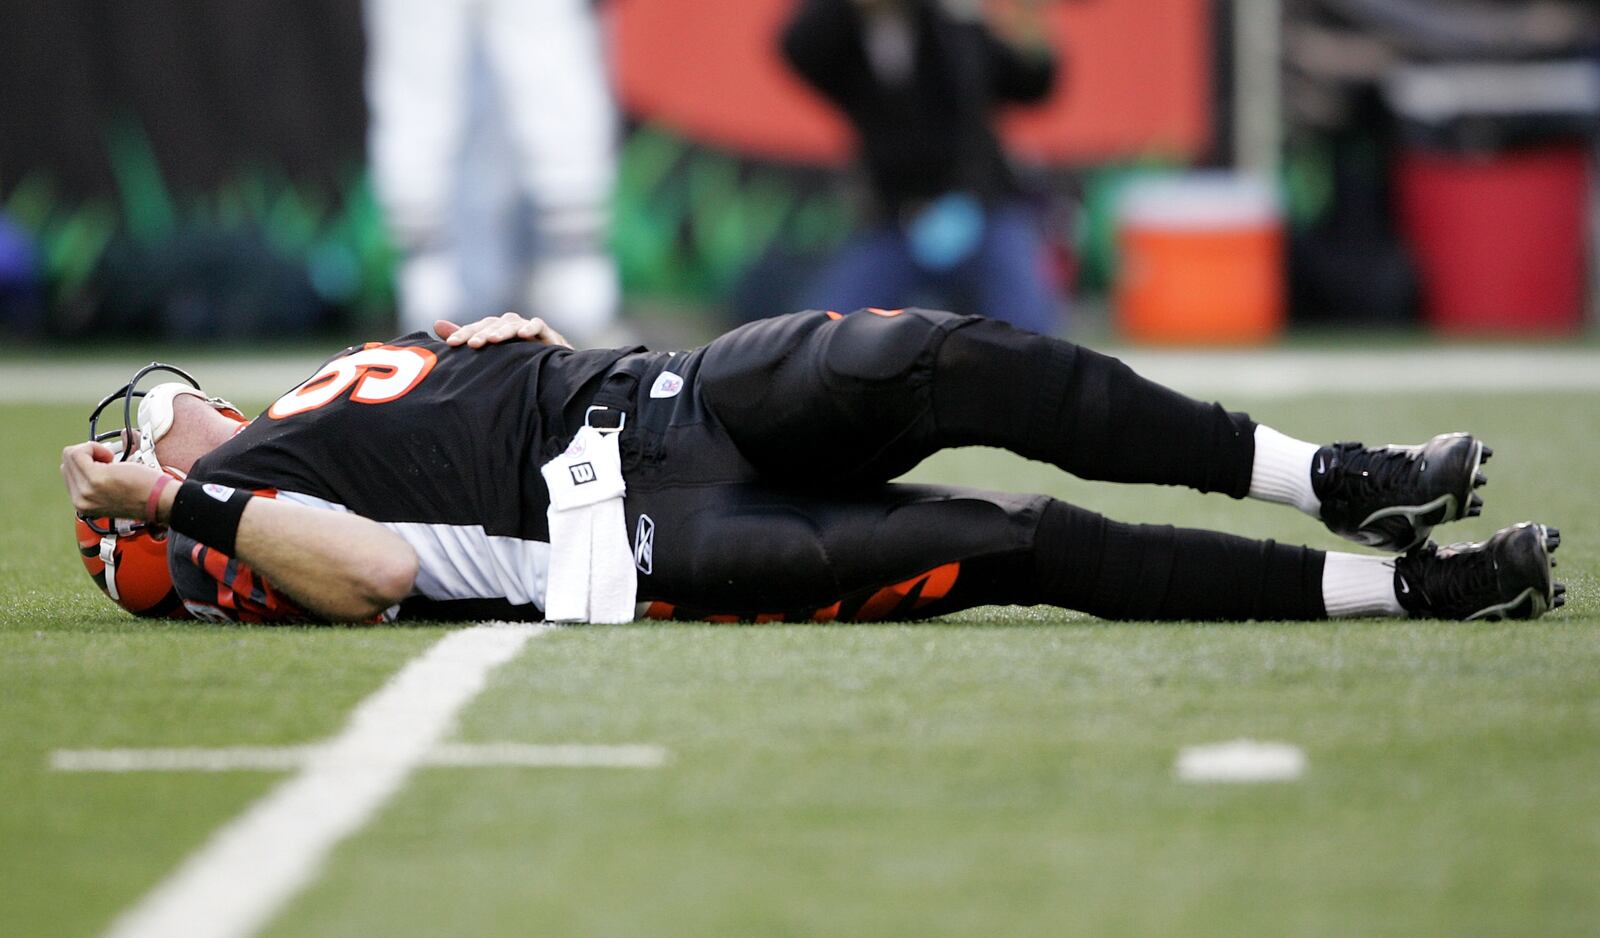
[98,518,142,601]
[134,384,205,470]
[100,537,120,601]
[134,383,245,473]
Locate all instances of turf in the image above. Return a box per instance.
[2,389,1596,937]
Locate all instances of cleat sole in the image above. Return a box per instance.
[1455,437,1486,523]
[1534,524,1560,618]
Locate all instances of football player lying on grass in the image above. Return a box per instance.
[63,308,1564,625]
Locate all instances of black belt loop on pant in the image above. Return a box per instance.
[584,354,652,431]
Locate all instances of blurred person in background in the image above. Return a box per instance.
[0,211,43,336]
[365,0,622,344]
[782,0,1063,334]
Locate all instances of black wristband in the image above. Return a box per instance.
[168,480,254,556]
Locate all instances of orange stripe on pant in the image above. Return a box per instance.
[639,563,960,624]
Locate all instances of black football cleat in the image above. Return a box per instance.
[1394,522,1564,621]
[1312,432,1488,551]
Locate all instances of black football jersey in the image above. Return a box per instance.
[169,333,634,621]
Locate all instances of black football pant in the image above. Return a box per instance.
[617,308,1327,621]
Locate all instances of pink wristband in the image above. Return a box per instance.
[145,474,173,525]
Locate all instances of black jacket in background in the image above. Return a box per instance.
[782,0,1058,218]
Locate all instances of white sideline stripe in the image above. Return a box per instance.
[0,358,330,402]
[1115,347,1600,396]
[98,622,545,938]
[53,742,669,773]
[1175,739,1307,783]
[5,347,1600,402]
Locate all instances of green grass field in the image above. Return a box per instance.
[3,382,1597,937]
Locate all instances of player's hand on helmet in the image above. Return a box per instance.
[60,441,163,520]
[434,312,573,350]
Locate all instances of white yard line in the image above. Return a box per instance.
[425,741,668,768]
[53,741,669,772]
[96,622,544,938]
[4,347,1600,403]
[53,746,321,773]
[1175,739,1307,783]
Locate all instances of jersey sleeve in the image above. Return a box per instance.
[167,531,312,624]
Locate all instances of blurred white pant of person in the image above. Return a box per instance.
[366,0,620,342]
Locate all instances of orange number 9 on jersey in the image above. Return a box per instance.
[267,345,439,419]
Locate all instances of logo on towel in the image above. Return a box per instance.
[634,514,655,575]
[649,371,684,399]
[569,462,597,485]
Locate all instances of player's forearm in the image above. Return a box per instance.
[156,486,418,620]
[238,500,418,620]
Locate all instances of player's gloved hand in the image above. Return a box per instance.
[60,441,164,520]
[435,312,573,350]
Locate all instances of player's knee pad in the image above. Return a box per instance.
[699,308,977,484]
[817,307,969,386]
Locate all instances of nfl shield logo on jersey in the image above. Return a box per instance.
[649,372,684,399]
[634,514,655,575]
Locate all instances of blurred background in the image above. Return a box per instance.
[2,0,1598,349]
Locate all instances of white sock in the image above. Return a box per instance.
[1322,552,1403,617]
[1248,425,1323,517]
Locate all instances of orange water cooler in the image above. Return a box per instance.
[1115,173,1286,344]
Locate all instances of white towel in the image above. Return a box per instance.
[540,425,637,623]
